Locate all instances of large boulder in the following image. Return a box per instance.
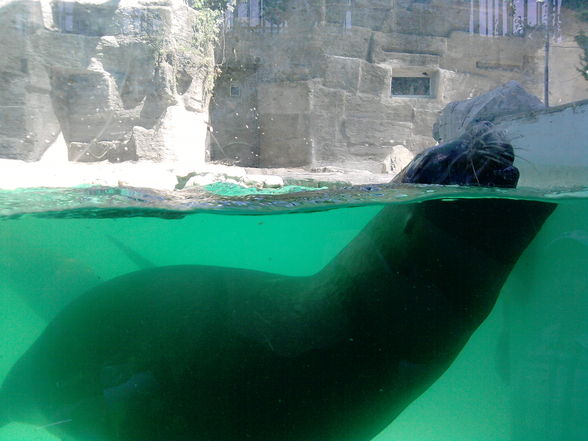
[433,80,545,143]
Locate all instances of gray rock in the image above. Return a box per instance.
[3,0,567,177]
[382,144,414,175]
[0,0,216,163]
[433,80,545,143]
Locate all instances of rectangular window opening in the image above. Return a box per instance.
[391,76,431,97]
[230,85,241,97]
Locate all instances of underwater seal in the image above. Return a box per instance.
[0,123,555,441]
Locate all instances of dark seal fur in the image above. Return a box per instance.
[0,123,554,441]
[394,121,520,187]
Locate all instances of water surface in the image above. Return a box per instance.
[1,184,587,441]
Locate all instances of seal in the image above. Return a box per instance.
[393,121,520,187]
[0,122,555,441]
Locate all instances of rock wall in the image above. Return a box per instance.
[3,0,586,174]
[210,0,550,172]
[0,0,216,164]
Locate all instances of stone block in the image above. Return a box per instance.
[324,1,348,25]
[342,117,413,147]
[313,25,372,60]
[442,32,542,76]
[0,106,27,139]
[309,112,343,149]
[50,0,118,36]
[324,56,361,92]
[345,94,414,120]
[32,31,101,71]
[372,50,440,67]
[215,140,259,167]
[157,104,208,164]
[50,71,112,118]
[259,113,311,167]
[257,82,311,114]
[410,105,442,137]
[132,126,161,162]
[438,70,492,103]
[358,62,390,96]
[69,140,136,162]
[100,41,160,109]
[373,32,447,58]
[382,144,414,175]
[113,4,171,38]
[313,140,350,164]
[347,7,392,31]
[259,137,312,167]
[310,85,345,112]
[393,3,469,37]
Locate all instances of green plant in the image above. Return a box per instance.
[189,0,229,11]
[187,0,225,50]
[575,32,588,81]
[564,0,588,21]
[184,0,230,99]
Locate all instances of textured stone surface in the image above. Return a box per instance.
[0,0,215,163]
[210,0,556,173]
[0,0,61,161]
[382,144,414,175]
[324,56,361,92]
[4,0,586,178]
[358,62,390,96]
[433,80,546,143]
[259,113,312,167]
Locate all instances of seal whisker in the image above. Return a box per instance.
[469,158,481,184]
[446,149,467,176]
[512,152,533,165]
[481,152,512,166]
[39,419,73,429]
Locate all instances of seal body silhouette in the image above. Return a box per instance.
[0,124,555,441]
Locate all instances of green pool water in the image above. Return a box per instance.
[0,185,587,441]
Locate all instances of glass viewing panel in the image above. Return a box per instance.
[1,1,588,441]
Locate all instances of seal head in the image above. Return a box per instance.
[395,121,519,188]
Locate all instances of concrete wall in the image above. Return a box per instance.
[210,0,555,172]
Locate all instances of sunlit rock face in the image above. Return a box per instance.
[0,0,215,164]
[210,0,549,172]
[208,0,587,173]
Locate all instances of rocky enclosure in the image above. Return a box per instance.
[1,0,587,175]
[0,0,216,164]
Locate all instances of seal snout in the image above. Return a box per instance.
[492,165,520,188]
[395,121,520,189]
